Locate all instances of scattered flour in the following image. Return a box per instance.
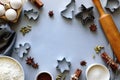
[0,57,24,80]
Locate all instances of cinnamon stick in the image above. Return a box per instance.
[101,52,119,71]
[71,69,82,80]
[30,0,43,8]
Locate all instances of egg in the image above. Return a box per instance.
[0,4,5,16]
[5,9,17,21]
[0,0,9,4]
[10,0,22,9]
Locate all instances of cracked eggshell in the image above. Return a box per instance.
[5,9,17,21]
[10,0,22,9]
[0,4,5,16]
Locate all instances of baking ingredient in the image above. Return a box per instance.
[0,0,9,4]
[0,57,24,80]
[10,0,22,9]
[26,56,39,69]
[71,69,82,80]
[29,0,44,8]
[48,11,54,17]
[56,73,66,80]
[89,24,97,32]
[32,63,39,69]
[101,52,119,71]
[92,54,95,59]
[87,64,110,80]
[26,57,34,65]
[94,45,104,54]
[20,25,31,36]
[37,72,52,80]
[5,9,17,21]
[0,4,5,16]
[80,60,87,66]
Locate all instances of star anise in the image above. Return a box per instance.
[89,24,97,32]
[32,63,39,69]
[26,57,34,65]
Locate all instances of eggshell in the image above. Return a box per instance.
[0,4,5,16]
[0,0,9,4]
[5,9,17,21]
[10,0,22,9]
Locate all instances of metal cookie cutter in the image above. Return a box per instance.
[56,57,71,73]
[0,24,17,56]
[24,9,39,21]
[15,43,31,58]
[75,4,94,25]
[105,0,120,13]
[61,0,75,19]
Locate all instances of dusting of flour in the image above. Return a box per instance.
[0,57,24,80]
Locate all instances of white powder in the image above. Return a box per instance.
[87,65,109,80]
[0,57,24,80]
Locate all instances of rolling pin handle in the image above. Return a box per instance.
[92,0,105,16]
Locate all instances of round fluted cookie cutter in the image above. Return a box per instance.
[86,63,110,80]
[35,71,53,80]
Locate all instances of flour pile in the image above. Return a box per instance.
[0,57,24,80]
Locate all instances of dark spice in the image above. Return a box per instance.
[32,63,39,69]
[37,72,52,80]
[89,24,97,32]
[71,69,82,80]
[29,0,44,8]
[101,52,119,71]
[48,11,54,17]
[26,57,34,65]
[80,61,87,66]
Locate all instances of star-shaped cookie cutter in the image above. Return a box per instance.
[61,0,75,19]
[105,0,120,13]
[75,4,94,25]
[56,57,71,73]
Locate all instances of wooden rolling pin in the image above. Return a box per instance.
[92,0,120,63]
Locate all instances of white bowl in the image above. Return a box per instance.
[35,71,53,80]
[0,56,24,80]
[86,63,110,80]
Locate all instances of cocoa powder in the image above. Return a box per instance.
[37,72,52,80]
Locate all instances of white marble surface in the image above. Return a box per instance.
[11,0,120,80]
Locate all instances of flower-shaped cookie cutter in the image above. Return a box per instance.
[24,9,39,21]
[105,0,120,13]
[75,4,94,25]
[56,57,71,73]
[61,0,75,19]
